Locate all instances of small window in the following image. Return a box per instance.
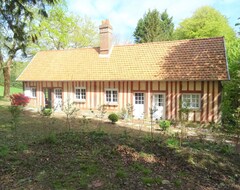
[75,87,86,101]
[182,94,201,109]
[31,87,36,98]
[105,89,118,104]
[25,87,36,98]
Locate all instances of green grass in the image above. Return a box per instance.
[0,85,23,97]
[0,103,240,189]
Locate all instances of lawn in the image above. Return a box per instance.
[0,85,23,98]
[0,101,240,190]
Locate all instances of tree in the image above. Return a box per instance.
[29,5,99,52]
[174,6,236,42]
[222,39,240,128]
[0,0,56,97]
[133,9,174,43]
[236,17,240,35]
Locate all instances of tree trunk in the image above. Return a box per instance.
[3,65,11,97]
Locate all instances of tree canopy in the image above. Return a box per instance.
[29,5,99,52]
[133,9,174,43]
[174,6,236,42]
[0,0,57,97]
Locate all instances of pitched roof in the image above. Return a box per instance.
[17,37,228,81]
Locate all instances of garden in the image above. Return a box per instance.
[0,94,240,189]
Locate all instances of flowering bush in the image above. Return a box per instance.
[8,93,30,131]
[10,93,30,106]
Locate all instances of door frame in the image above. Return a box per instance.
[54,88,63,111]
[43,88,53,108]
[133,92,145,119]
[152,93,166,120]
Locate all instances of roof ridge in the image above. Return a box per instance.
[113,36,224,47]
[36,36,224,53]
[37,46,99,53]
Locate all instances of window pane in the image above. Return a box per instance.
[31,88,36,98]
[76,89,81,99]
[106,90,112,102]
[158,94,164,106]
[112,90,118,102]
[182,94,200,109]
[81,89,86,100]
[135,93,144,104]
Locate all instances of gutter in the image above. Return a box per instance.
[223,37,230,80]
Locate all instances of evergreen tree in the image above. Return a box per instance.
[133,9,174,43]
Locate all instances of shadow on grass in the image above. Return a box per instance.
[0,108,239,190]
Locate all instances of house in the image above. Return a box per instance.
[17,20,229,123]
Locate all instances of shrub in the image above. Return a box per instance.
[42,108,53,116]
[10,93,30,106]
[8,93,30,130]
[44,132,57,144]
[159,120,171,131]
[166,137,179,148]
[108,113,119,123]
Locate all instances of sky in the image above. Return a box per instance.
[68,0,240,43]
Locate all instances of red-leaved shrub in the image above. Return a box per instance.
[10,93,30,107]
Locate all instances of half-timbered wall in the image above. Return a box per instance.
[24,81,222,123]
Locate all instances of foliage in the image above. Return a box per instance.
[108,113,119,123]
[0,61,27,88]
[126,103,134,117]
[0,86,22,98]
[149,96,158,139]
[134,9,174,43]
[235,17,240,35]
[0,145,9,158]
[63,98,79,130]
[10,93,30,106]
[166,137,179,148]
[0,0,57,97]
[159,120,171,131]
[232,106,240,145]
[0,105,240,189]
[222,39,240,129]
[8,93,29,130]
[97,104,107,119]
[174,6,236,42]
[8,105,22,123]
[41,108,53,117]
[118,104,134,119]
[29,5,98,52]
[118,107,127,119]
[43,132,57,144]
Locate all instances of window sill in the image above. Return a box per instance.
[105,102,118,106]
[74,100,86,103]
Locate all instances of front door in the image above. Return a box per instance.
[134,93,145,119]
[54,88,62,111]
[153,94,165,120]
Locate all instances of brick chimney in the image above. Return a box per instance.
[99,19,112,55]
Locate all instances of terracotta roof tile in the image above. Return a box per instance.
[17,37,228,81]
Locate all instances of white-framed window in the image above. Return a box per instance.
[75,87,86,101]
[105,89,118,104]
[25,87,36,98]
[182,94,201,109]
